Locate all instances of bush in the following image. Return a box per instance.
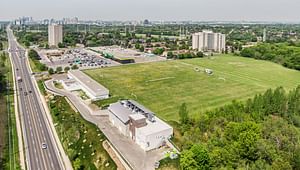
[56,66,63,73]
[48,68,54,75]
[64,66,70,72]
[71,65,79,70]
[28,49,40,60]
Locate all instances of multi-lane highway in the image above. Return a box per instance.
[7,26,64,170]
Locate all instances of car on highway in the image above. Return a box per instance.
[17,76,22,82]
[41,143,47,149]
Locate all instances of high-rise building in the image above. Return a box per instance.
[263,28,267,42]
[48,24,63,47]
[192,31,226,52]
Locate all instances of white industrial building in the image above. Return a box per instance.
[48,24,63,47]
[62,70,109,101]
[192,30,226,52]
[108,100,173,151]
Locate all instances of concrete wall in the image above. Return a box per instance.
[192,34,199,50]
[135,127,173,151]
[83,88,109,101]
[108,111,129,137]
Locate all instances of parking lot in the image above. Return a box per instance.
[38,48,120,70]
[90,46,166,64]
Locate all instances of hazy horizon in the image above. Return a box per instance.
[1,0,300,22]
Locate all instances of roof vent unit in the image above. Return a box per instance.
[148,113,156,122]
[144,112,155,122]
[120,101,126,106]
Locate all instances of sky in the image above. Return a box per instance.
[1,0,300,22]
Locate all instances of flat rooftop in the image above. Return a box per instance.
[137,117,173,136]
[90,46,166,63]
[109,102,132,124]
[109,100,173,135]
[69,70,109,96]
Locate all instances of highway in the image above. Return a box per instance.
[7,27,64,170]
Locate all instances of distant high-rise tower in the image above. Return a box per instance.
[263,28,267,42]
[48,24,63,47]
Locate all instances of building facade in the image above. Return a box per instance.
[192,31,226,52]
[48,24,63,47]
[108,100,173,151]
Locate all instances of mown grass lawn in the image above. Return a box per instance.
[85,55,300,121]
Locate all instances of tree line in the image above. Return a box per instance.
[240,43,300,70]
[178,86,300,169]
[28,49,47,72]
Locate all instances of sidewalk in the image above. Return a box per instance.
[45,79,166,170]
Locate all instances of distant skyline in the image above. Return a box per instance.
[1,0,300,22]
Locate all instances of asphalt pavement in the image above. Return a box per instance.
[7,27,64,170]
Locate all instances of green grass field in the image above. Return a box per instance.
[84,55,300,121]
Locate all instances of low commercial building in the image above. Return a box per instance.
[108,100,173,151]
[64,70,109,101]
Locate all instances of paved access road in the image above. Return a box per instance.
[7,27,64,170]
[45,79,165,170]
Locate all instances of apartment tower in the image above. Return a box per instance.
[192,30,226,52]
[48,24,63,47]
